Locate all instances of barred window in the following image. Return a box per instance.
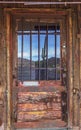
[17,21,60,81]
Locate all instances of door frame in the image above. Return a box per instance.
[4,8,76,130]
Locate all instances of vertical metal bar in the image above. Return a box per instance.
[30,24,32,80]
[17,33,18,80]
[55,25,57,80]
[60,22,62,82]
[56,31,57,80]
[29,33,30,80]
[59,29,61,81]
[38,24,40,81]
[46,24,48,80]
[21,18,24,82]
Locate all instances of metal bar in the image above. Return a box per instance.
[21,18,24,82]
[31,67,63,70]
[0,1,24,3]
[46,25,48,80]
[24,1,81,5]
[38,24,40,81]
[55,25,57,80]
[17,32,60,35]
[0,1,81,4]
[30,28,32,80]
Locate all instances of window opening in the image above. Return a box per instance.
[17,20,60,81]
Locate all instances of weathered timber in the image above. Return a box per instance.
[77,5,81,129]
[18,86,64,92]
[72,11,80,126]
[17,103,61,112]
[5,11,14,130]
[14,119,67,128]
[0,2,78,130]
[17,111,61,122]
[67,10,73,127]
[18,92,61,103]
[80,28,81,129]
[18,103,47,112]
[18,80,65,92]
[17,90,62,122]
[5,8,67,16]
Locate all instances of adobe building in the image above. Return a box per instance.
[0,1,81,130]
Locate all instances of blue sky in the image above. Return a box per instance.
[18,34,60,61]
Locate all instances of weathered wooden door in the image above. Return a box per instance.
[11,9,68,129]
[5,8,81,130]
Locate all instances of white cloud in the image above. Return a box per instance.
[18,47,60,59]
[18,50,38,59]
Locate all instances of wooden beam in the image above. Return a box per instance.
[79,28,81,129]
[67,10,73,128]
[4,8,67,16]
[6,12,12,130]
[72,12,80,126]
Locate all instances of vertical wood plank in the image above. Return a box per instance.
[67,10,73,128]
[77,5,81,129]
[6,12,12,130]
[72,11,80,126]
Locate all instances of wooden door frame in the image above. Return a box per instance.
[4,8,76,130]
[5,12,12,130]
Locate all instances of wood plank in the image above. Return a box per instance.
[17,103,61,112]
[5,8,67,16]
[14,119,67,128]
[5,12,12,130]
[18,103,47,112]
[18,92,61,103]
[67,10,73,127]
[18,86,65,92]
[17,110,61,122]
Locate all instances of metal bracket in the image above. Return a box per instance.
[72,88,81,100]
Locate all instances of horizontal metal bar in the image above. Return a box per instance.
[0,1,81,5]
[0,1,24,4]
[29,68,64,70]
[17,32,60,35]
[24,2,81,5]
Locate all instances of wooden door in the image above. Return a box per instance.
[11,10,68,129]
